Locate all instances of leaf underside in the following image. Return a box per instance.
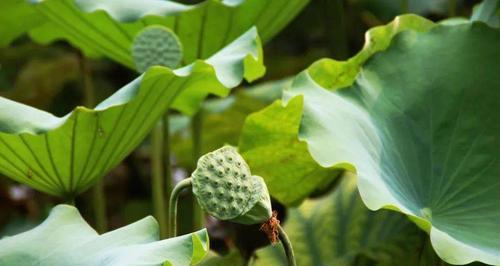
[2,0,308,70]
[0,28,264,198]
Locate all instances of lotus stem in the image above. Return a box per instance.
[91,182,106,232]
[191,111,204,230]
[79,53,107,233]
[163,114,173,220]
[152,122,168,238]
[278,224,297,266]
[169,177,193,237]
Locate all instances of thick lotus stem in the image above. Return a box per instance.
[191,111,205,230]
[260,211,296,266]
[278,224,297,266]
[151,122,167,238]
[168,178,193,237]
[79,52,107,233]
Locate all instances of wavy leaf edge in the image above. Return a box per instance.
[0,27,263,136]
[271,17,500,265]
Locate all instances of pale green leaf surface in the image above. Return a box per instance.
[1,0,307,70]
[0,204,209,266]
[0,29,264,197]
[237,15,436,206]
[280,22,500,264]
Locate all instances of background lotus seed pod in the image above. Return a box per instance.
[192,146,272,224]
[132,26,183,72]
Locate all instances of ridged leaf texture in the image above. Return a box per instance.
[0,28,264,198]
[1,0,308,69]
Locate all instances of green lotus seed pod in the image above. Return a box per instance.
[192,146,272,224]
[230,175,272,225]
[132,25,183,72]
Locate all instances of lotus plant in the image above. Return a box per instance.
[169,146,296,265]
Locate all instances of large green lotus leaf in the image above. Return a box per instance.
[237,15,434,206]
[1,0,307,69]
[0,29,263,198]
[0,204,209,266]
[276,23,500,264]
[252,176,432,266]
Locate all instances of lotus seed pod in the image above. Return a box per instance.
[192,146,272,224]
[132,25,183,72]
[230,175,272,225]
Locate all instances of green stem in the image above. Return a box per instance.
[168,177,193,237]
[91,182,106,232]
[278,224,296,266]
[163,114,172,220]
[152,122,168,239]
[191,111,204,230]
[79,54,107,233]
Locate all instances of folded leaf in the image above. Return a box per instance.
[0,204,209,266]
[2,0,308,70]
[0,28,264,198]
[279,22,500,264]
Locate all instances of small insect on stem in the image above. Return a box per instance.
[260,211,297,266]
[260,210,280,243]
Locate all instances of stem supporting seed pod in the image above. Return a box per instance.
[168,146,296,265]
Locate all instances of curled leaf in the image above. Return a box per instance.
[0,28,264,198]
